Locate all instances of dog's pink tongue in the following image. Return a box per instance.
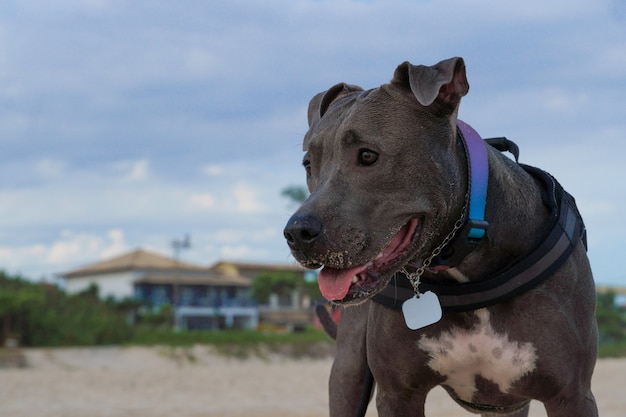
[318,265,367,301]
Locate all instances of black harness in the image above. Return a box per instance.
[372,138,588,313]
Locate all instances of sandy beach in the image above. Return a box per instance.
[0,346,623,417]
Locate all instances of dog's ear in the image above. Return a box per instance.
[392,57,469,115]
[307,83,363,127]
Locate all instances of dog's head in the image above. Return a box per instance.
[284,57,470,305]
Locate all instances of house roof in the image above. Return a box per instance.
[209,260,305,275]
[597,285,626,295]
[61,249,204,278]
[134,272,251,287]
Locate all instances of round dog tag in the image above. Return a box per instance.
[402,291,443,330]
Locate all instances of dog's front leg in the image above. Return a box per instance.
[375,389,427,417]
[329,302,374,417]
[543,389,598,417]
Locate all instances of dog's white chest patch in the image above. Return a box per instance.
[417,309,537,401]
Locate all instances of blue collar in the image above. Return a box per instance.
[427,120,490,268]
[456,119,489,241]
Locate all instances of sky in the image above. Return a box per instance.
[0,0,624,287]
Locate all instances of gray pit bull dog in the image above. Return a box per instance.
[283,57,598,417]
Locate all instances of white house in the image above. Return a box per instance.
[59,249,258,330]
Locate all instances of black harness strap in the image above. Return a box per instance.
[372,164,587,313]
[485,137,520,162]
[371,271,417,310]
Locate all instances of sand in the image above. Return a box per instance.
[0,346,623,417]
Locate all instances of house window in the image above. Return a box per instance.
[134,285,146,300]
[152,286,169,306]
[181,287,194,306]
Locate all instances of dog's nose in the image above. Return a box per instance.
[284,214,323,250]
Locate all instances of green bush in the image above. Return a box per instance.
[130,325,329,347]
[129,326,333,358]
[0,272,132,347]
[598,339,626,358]
[596,291,626,344]
[251,271,321,304]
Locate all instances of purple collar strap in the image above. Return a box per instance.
[457,119,489,241]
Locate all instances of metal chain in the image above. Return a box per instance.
[401,194,468,297]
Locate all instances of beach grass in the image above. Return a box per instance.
[598,340,626,358]
[127,326,335,358]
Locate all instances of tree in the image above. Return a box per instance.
[0,274,44,342]
[251,271,300,304]
[281,185,308,205]
[251,271,321,305]
[596,291,626,343]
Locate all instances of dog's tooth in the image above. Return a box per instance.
[351,276,359,284]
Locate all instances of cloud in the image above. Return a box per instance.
[115,159,150,182]
[46,228,128,266]
[35,158,66,178]
[219,244,257,260]
[212,227,279,245]
[47,230,102,264]
[466,0,602,22]
[99,229,128,259]
[0,228,129,278]
[540,89,589,113]
[0,244,48,272]
[202,164,223,176]
[183,47,224,79]
[233,182,267,213]
[188,193,216,210]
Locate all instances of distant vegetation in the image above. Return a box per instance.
[251,270,321,304]
[131,326,333,358]
[0,271,625,358]
[596,290,626,357]
[0,271,132,347]
[281,185,308,205]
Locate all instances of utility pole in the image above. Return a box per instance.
[171,234,191,330]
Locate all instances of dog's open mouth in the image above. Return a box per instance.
[317,218,420,302]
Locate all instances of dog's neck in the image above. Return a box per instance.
[415,120,551,284]
[424,121,490,271]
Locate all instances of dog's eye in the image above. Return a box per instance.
[358,149,379,166]
[303,159,312,177]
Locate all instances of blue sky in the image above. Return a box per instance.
[0,0,624,287]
